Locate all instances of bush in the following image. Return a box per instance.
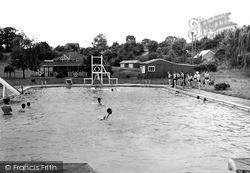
[193,56,202,64]
[194,62,217,72]
[112,67,143,78]
[0,52,3,60]
[214,83,230,90]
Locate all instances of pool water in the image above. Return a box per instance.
[0,87,249,173]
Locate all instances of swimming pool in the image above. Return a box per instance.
[0,87,249,172]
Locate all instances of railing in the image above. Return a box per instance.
[0,77,21,98]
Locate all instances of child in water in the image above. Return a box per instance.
[1,98,12,115]
[97,98,102,105]
[18,103,26,113]
[101,108,112,120]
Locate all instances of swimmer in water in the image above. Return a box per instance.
[18,103,26,113]
[27,102,31,107]
[101,108,112,120]
[97,98,102,105]
[1,98,12,115]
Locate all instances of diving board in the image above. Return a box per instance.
[0,77,21,98]
[84,55,118,85]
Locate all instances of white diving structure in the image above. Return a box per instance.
[84,55,118,85]
[0,77,21,99]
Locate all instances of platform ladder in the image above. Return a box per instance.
[84,55,118,85]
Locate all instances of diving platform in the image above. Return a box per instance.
[84,55,118,85]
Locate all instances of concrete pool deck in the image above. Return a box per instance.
[19,83,250,112]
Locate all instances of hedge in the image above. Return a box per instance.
[194,62,217,72]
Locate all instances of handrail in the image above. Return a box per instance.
[0,77,21,98]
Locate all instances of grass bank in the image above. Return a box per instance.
[201,69,250,100]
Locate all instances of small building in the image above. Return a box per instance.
[193,50,215,62]
[40,52,86,77]
[120,60,141,68]
[140,58,194,79]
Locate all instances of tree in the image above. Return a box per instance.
[166,49,176,62]
[147,40,158,53]
[92,33,108,52]
[35,42,55,61]
[0,52,3,60]
[171,38,187,57]
[11,49,30,78]
[165,36,177,44]
[0,27,18,52]
[126,35,136,43]
[247,30,250,52]
[11,31,32,51]
[54,45,67,52]
[148,52,161,60]
[4,65,15,77]
[142,38,150,46]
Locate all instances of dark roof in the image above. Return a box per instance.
[41,62,83,67]
[52,52,84,61]
[41,52,85,67]
[142,58,194,67]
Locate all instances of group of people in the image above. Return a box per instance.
[1,97,31,115]
[167,71,211,90]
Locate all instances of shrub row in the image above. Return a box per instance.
[194,62,217,72]
[214,83,230,90]
[112,67,144,78]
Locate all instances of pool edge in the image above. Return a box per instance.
[20,84,250,112]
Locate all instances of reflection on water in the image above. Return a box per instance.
[0,87,249,173]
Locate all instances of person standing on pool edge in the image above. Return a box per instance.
[173,72,177,88]
[196,71,201,90]
[167,71,172,87]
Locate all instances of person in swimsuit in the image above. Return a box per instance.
[180,71,185,89]
[176,72,180,87]
[204,71,210,86]
[186,74,193,89]
[193,72,198,88]
[167,71,172,87]
[1,98,12,115]
[196,71,201,90]
[173,72,177,88]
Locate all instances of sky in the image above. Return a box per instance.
[1,0,249,48]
